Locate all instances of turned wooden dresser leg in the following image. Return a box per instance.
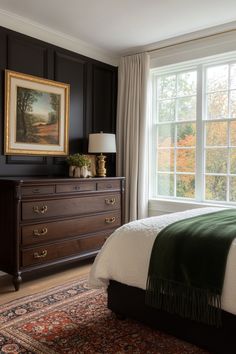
[12,273,22,291]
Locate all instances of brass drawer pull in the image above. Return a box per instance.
[106,184,112,189]
[33,188,39,193]
[105,217,116,224]
[105,197,116,205]
[33,250,48,259]
[73,185,80,191]
[33,205,48,214]
[33,227,48,236]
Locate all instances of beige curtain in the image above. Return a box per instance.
[116,52,150,222]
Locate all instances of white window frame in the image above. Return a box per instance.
[149,51,236,214]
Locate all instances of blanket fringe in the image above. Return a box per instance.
[146,276,222,327]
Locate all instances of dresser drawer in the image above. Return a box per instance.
[21,211,121,246]
[21,185,55,197]
[21,230,113,267]
[56,182,96,193]
[21,194,120,220]
[97,180,120,191]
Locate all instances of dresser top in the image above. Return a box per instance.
[0,176,125,185]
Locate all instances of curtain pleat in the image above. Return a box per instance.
[116,53,150,222]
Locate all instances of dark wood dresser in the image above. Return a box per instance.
[0,177,125,290]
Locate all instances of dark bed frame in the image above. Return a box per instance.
[108,280,235,354]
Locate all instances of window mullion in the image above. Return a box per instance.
[227,66,231,202]
[150,75,157,198]
[195,64,203,202]
[174,124,177,197]
[227,121,230,202]
[174,74,177,197]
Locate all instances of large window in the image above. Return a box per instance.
[150,54,236,205]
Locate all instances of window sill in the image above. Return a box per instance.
[148,198,230,217]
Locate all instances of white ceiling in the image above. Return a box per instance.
[0,0,236,61]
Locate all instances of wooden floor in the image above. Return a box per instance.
[0,260,92,305]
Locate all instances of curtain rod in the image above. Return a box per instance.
[138,27,236,55]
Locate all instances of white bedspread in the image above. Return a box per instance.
[89,207,236,315]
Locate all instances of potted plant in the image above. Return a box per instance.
[66,153,91,177]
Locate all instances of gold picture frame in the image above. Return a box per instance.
[4,70,70,156]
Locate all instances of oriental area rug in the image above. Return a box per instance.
[0,276,208,354]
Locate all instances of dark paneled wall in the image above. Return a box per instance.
[0,26,117,177]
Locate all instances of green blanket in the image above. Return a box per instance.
[146,209,236,326]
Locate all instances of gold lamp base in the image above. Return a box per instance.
[96,153,107,177]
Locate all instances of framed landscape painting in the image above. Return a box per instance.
[4,70,70,156]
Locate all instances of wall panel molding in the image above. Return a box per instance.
[6,156,47,165]
[92,64,117,134]
[7,33,49,77]
[0,25,117,177]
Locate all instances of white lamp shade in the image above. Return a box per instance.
[88,133,116,153]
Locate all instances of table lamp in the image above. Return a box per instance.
[88,132,116,177]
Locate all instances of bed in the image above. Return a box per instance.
[89,207,236,354]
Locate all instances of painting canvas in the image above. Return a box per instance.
[5,70,70,156]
